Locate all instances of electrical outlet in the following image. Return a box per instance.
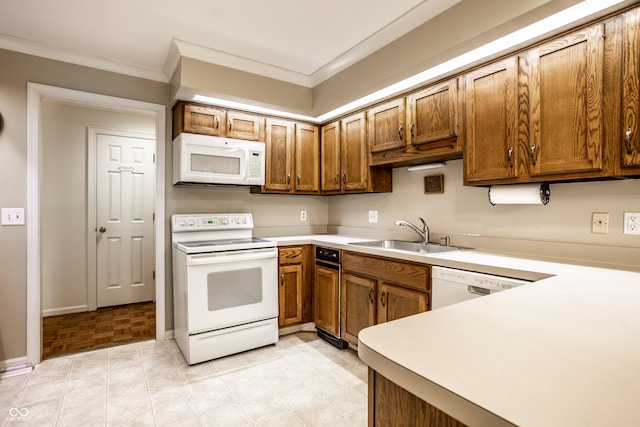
[368,210,378,223]
[591,212,609,234]
[623,212,640,235]
[300,210,307,221]
[2,208,25,225]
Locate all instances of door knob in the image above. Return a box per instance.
[98,226,107,233]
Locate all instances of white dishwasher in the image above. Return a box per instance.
[431,266,531,310]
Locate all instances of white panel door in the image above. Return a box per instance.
[96,130,155,307]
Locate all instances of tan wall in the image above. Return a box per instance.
[0,48,168,361]
[41,101,156,315]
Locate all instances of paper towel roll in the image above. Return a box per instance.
[488,183,550,205]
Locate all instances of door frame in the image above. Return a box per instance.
[88,126,157,311]
[27,83,166,364]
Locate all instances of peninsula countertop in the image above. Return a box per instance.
[268,234,640,426]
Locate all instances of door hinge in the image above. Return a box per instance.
[153,212,155,221]
[153,153,156,163]
[153,270,156,279]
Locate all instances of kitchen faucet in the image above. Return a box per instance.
[394,217,429,243]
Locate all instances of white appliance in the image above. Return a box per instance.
[171,213,278,365]
[431,266,530,310]
[173,133,265,186]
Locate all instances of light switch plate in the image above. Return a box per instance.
[368,210,378,223]
[2,208,25,225]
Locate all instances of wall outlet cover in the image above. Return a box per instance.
[368,210,378,223]
[623,212,640,235]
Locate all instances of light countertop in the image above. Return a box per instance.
[268,234,640,426]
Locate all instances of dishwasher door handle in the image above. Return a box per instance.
[467,285,491,296]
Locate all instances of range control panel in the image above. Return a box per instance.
[172,213,253,232]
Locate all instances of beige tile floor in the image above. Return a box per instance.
[1,332,368,426]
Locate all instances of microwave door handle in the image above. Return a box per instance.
[187,248,276,266]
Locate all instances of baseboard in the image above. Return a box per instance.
[278,322,316,336]
[164,329,175,339]
[0,356,29,370]
[42,305,89,317]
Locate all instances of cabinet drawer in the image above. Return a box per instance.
[279,246,304,264]
[343,252,429,292]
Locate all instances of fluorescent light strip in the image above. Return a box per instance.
[193,94,317,122]
[196,0,625,124]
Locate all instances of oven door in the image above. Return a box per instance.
[185,247,278,334]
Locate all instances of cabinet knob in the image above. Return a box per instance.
[398,125,404,141]
[334,173,339,184]
[410,122,415,141]
[530,144,537,166]
[342,173,347,184]
[368,289,374,304]
[280,274,285,286]
[507,147,514,168]
[380,291,386,307]
[287,173,291,184]
[297,174,301,185]
[625,128,633,155]
[98,226,107,233]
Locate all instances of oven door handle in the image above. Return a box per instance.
[187,248,277,265]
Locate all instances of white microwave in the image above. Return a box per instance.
[173,133,265,186]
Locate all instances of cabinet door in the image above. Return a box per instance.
[279,264,303,327]
[377,283,428,324]
[321,120,341,192]
[408,79,458,145]
[464,57,520,183]
[175,103,225,138]
[227,111,262,141]
[623,7,640,168]
[341,272,376,345]
[315,264,340,336]
[368,99,406,153]
[294,123,320,193]
[264,118,294,192]
[341,112,369,191]
[528,23,604,176]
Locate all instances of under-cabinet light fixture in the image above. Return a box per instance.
[407,163,446,172]
[195,0,625,123]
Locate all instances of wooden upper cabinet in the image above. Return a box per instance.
[172,102,225,139]
[528,23,605,176]
[368,98,406,153]
[264,118,294,192]
[464,57,520,183]
[321,120,341,192]
[622,7,640,169]
[226,110,263,141]
[341,112,369,192]
[407,79,458,145]
[294,123,320,193]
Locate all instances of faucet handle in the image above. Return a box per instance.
[439,236,451,247]
[418,217,427,233]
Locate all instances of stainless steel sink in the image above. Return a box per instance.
[348,240,461,254]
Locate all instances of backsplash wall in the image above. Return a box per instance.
[328,159,640,252]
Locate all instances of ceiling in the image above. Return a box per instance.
[0,0,461,86]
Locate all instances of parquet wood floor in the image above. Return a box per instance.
[42,301,155,359]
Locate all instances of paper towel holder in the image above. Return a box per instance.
[488,182,550,206]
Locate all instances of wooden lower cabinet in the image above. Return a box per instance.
[342,272,377,344]
[378,282,428,324]
[341,251,430,346]
[278,245,312,327]
[369,369,467,427]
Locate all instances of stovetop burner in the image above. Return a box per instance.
[175,237,275,254]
